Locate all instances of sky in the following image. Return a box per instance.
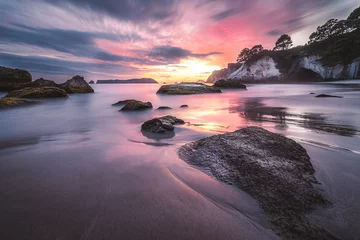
[0,0,358,82]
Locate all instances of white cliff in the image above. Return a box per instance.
[299,56,344,79]
[229,57,281,80]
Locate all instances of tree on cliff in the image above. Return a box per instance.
[237,45,264,63]
[273,34,293,50]
[348,6,360,20]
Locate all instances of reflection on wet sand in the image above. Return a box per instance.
[230,98,359,137]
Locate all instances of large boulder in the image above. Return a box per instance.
[213,79,247,89]
[5,87,68,98]
[141,115,185,133]
[59,75,94,93]
[0,97,36,109]
[116,99,153,111]
[10,78,58,91]
[0,66,32,91]
[157,83,221,95]
[179,127,335,240]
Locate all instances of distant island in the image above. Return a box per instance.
[96,78,158,84]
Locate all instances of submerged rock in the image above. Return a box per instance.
[157,106,172,110]
[179,127,335,240]
[315,94,343,98]
[5,87,68,98]
[59,75,94,93]
[141,115,185,133]
[157,83,221,95]
[0,97,36,109]
[213,79,247,89]
[118,100,153,111]
[0,66,32,91]
[180,105,188,108]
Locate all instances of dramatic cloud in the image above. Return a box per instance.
[0,0,358,82]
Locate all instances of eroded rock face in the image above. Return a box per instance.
[0,66,32,91]
[141,115,185,133]
[0,97,36,109]
[206,69,229,83]
[179,127,335,240]
[157,83,221,95]
[59,75,94,93]
[117,99,153,111]
[5,87,68,98]
[213,79,247,89]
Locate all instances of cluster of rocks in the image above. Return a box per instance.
[112,99,189,111]
[0,66,94,109]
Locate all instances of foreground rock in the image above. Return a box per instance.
[179,127,335,240]
[213,79,247,89]
[315,94,343,98]
[157,83,221,95]
[116,99,153,111]
[0,66,32,91]
[5,87,68,98]
[141,115,185,133]
[0,97,36,109]
[10,78,57,91]
[59,75,94,93]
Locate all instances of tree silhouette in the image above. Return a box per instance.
[237,45,264,63]
[273,34,293,51]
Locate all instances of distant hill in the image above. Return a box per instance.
[96,78,158,84]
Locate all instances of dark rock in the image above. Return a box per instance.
[59,75,94,93]
[0,66,32,91]
[89,80,95,84]
[310,92,316,94]
[179,127,335,240]
[96,78,158,84]
[180,105,188,108]
[157,106,172,110]
[213,79,247,89]
[112,99,136,106]
[315,94,343,98]
[5,87,68,98]
[0,97,36,109]
[157,83,221,95]
[141,115,185,133]
[10,78,57,91]
[118,100,153,111]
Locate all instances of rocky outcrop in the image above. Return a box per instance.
[59,75,94,93]
[0,97,36,109]
[5,87,68,98]
[213,79,247,89]
[0,66,32,91]
[157,106,172,110]
[229,57,281,81]
[116,99,153,111]
[206,69,228,83]
[157,83,221,95]
[141,115,184,133]
[10,78,57,91]
[179,127,335,240]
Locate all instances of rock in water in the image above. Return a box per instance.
[0,97,36,109]
[59,75,94,93]
[213,79,247,89]
[118,100,153,111]
[89,80,95,84]
[180,105,188,108]
[141,115,185,133]
[315,94,343,98]
[0,66,32,91]
[157,83,221,95]
[10,78,58,91]
[5,87,68,98]
[179,127,335,240]
[157,106,172,110]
